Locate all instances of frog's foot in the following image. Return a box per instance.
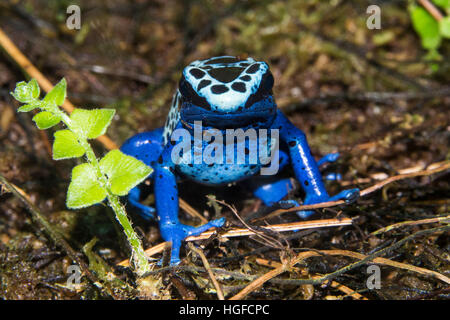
[276,199,316,219]
[328,188,360,203]
[298,188,360,219]
[323,173,342,181]
[317,152,340,166]
[127,186,156,221]
[159,218,226,265]
[317,153,342,181]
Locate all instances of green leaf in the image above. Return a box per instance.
[439,17,450,38]
[32,111,61,129]
[432,0,450,10]
[99,150,152,196]
[17,104,38,112]
[43,78,67,107]
[70,108,116,139]
[67,163,107,209]
[28,79,40,99]
[11,79,39,104]
[53,130,85,160]
[410,6,441,50]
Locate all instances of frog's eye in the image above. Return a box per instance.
[259,70,274,93]
[179,76,210,109]
[244,70,274,108]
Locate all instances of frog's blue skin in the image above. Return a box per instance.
[121,56,359,265]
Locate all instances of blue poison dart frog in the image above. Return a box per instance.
[121,56,360,265]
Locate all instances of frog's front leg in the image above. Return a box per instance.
[154,165,225,265]
[272,110,359,217]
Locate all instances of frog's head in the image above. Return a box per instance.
[178,56,277,129]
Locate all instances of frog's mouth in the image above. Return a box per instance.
[180,97,277,130]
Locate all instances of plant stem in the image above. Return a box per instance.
[54,107,152,276]
[107,194,152,276]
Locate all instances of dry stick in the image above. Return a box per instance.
[253,160,450,222]
[116,218,353,267]
[229,225,450,300]
[210,196,284,249]
[419,0,444,21]
[188,243,225,300]
[117,159,449,266]
[179,198,208,224]
[254,258,368,300]
[0,28,118,150]
[371,214,450,236]
[0,174,120,299]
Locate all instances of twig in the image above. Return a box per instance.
[188,243,225,300]
[229,225,450,300]
[419,0,444,21]
[254,258,368,300]
[252,160,450,222]
[209,196,284,249]
[116,218,353,267]
[371,214,450,236]
[179,198,208,224]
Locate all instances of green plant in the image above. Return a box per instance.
[11,78,153,276]
[409,0,450,61]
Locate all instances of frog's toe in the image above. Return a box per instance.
[186,218,226,237]
[323,173,342,181]
[329,188,360,203]
[317,152,340,166]
[277,200,314,219]
[277,199,300,209]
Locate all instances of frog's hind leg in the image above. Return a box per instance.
[247,149,299,208]
[120,128,165,220]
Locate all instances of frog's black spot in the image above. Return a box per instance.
[197,79,211,90]
[301,166,306,170]
[244,147,249,154]
[246,64,260,74]
[170,140,176,145]
[188,163,193,167]
[151,161,156,166]
[231,82,246,93]
[250,164,257,169]
[240,62,250,67]
[278,126,283,130]
[211,85,229,94]
[240,75,251,81]
[225,167,229,170]
[289,141,297,147]
[179,76,211,110]
[159,174,163,179]
[189,68,205,79]
[304,180,309,186]
[208,67,243,83]
[208,163,214,167]
[205,57,240,65]
[158,155,163,164]
[171,196,174,200]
